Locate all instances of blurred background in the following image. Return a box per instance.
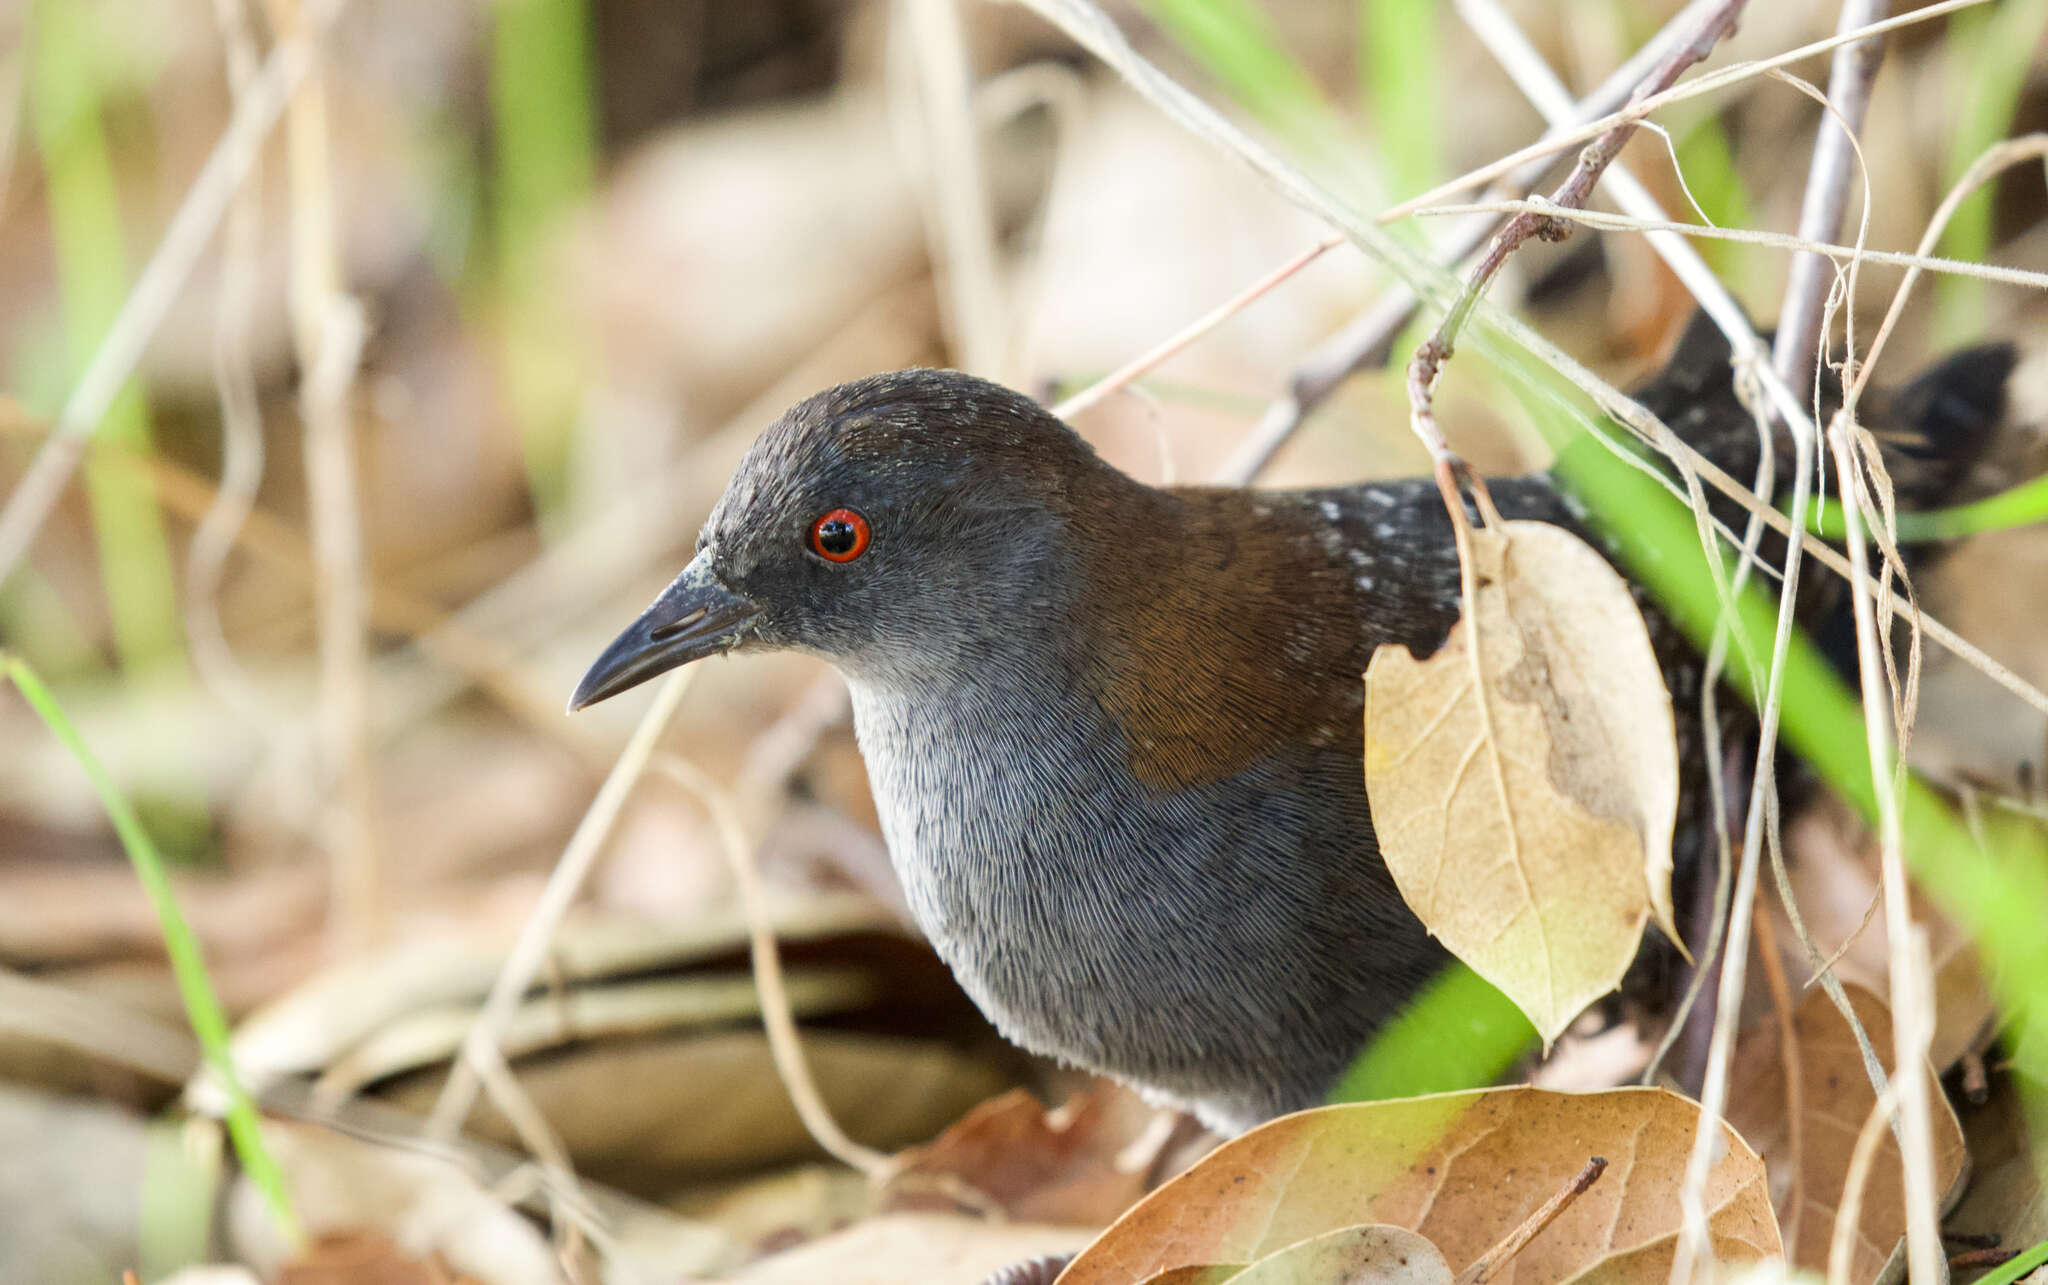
[1,0,2045,1280]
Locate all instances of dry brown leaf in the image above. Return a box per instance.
[887,1085,1163,1225]
[1229,1224,1452,1285]
[275,1231,483,1285]
[1056,1086,1779,1285]
[1779,795,1998,1071]
[1134,1268,1246,1284]
[731,1211,1090,1284]
[1725,981,1967,1285]
[1365,521,1679,1041]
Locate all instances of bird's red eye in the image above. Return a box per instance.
[809,508,870,562]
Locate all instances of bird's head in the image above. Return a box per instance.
[569,369,1110,709]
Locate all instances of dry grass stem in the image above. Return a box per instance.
[1754,901,1806,1244]
[0,0,347,587]
[1411,202,2048,290]
[1380,0,1989,225]
[1829,411,1943,1283]
[1677,4,1887,1271]
[651,753,892,1177]
[1021,0,2048,723]
[1772,0,1890,400]
[190,0,273,728]
[467,1040,599,1272]
[897,0,1007,378]
[270,0,379,953]
[1403,0,1744,549]
[1852,135,2048,405]
[1220,0,1740,485]
[427,666,700,1141]
[1055,234,1343,422]
[1828,1084,1900,1285]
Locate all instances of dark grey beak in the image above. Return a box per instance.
[569,554,761,711]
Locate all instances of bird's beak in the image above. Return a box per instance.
[568,554,761,711]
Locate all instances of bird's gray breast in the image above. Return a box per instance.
[842,669,1434,1131]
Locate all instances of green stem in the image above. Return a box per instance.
[490,0,598,525]
[1806,470,2048,542]
[27,0,186,676]
[3,654,298,1242]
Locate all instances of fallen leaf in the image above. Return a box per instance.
[888,1084,1165,1225]
[1227,1224,1452,1285]
[1779,794,1998,1071]
[275,1230,482,1285]
[1365,521,1678,1041]
[732,1211,1090,1284]
[1725,981,1967,1285]
[1057,1085,1778,1285]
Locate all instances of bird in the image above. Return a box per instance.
[569,314,2014,1137]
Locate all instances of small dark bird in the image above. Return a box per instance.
[571,316,2013,1135]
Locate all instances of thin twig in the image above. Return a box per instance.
[1016,0,2048,722]
[1381,0,1988,224]
[466,1038,597,1272]
[1220,0,1740,484]
[1453,1156,1608,1285]
[427,667,700,1140]
[1676,5,1891,1274]
[0,0,348,589]
[1773,0,1889,401]
[1405,0,1744,501]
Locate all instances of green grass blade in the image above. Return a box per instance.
[1358,0,1440,201]
[1673,113,1758,286]
[1138,0,1385,206]
[27,0,186,676]
[490,0,599,525]
[1806,469,2048,542]
[2,654,299,1242]
[1529,399,2048,1090]
[1333,961,1537,1101]
[1975,1233,2048,1285]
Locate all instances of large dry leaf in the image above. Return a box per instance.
[1056,1086,1779,1285]
[1725,982,1967,1285]
[1228,1225,1452,1285]
[1365,522,1679,1040]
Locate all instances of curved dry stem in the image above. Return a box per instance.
[428,667,699,1141]
[650,753,891,1178]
